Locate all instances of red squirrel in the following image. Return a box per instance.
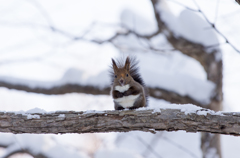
[110,56,148,110]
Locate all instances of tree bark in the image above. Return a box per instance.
[150,1,223,157]
[1,109,240,136]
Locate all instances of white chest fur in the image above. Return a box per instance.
[115,84,130,93]
[114,94,140,108]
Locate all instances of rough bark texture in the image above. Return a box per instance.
[0,1,224,157]
[1,109,240,136]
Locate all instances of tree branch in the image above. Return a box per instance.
[236,0,240,5]
[150,0,223,110]
[0,81,203,107]
[150,1,224,157]
[0,109,240,136]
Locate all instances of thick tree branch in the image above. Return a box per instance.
[0,109,240,136]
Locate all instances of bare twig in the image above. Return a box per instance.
[166,0,240,53]
[162,136,199,158]
[142,132,164,158]
[134,135,163,158]
[25,0,55,27]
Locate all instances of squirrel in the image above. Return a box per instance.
[110,56,148,110]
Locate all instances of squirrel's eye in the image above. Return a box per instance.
[115,75,117,78]
[126,74,128,77]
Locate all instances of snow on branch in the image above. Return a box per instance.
[0,80,204,107]
[1,107,240,136]
[151,0,223,112]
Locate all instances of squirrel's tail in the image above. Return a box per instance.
[127,56,148,106]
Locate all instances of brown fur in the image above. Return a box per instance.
[111,57,147,110]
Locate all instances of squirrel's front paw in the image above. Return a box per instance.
[123,91,129,96]
[117,92,124,98]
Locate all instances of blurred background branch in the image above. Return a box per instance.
[0,0,240,157]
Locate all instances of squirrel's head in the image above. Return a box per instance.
[112,57,133,86]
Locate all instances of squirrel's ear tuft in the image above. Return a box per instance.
[124,56,130,71]
[112,58,118,72]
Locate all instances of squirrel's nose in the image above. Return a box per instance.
[119,79,124,85]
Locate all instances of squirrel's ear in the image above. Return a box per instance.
[124,57,130,71]
[112,59,118,72]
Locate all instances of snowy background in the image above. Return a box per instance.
[0,0,240,157]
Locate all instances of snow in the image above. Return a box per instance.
[112,33,215,104]
[27,114,40,119]
[0,48,215,104]
[95,149,143,158]
[153,108,161,113]
[140,98,224,116]
[205,148,219,158]
[0,0,240,157]
[0,0,217,104]
[0,43,117,89]
[156,0,219,47]
[121,9,158,35]
[0,89,236,158]
[150,33,173,50]
[223,45,240,111]
[0,97,224,117]
[0,134,88,158]
[83,110,105,114]
[116,131,202,158]
[0,6,216,104]
[58,114,65,118]
[26,108,47,114]
[142,50,214,104]
[0,88,113,112]
[222,134,240,158]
